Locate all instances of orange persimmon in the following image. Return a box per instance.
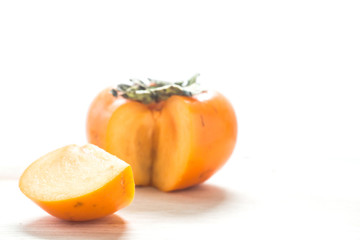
[19,144,135,221]
[86,75,237,191]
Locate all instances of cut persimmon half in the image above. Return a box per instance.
[19,144,135,221]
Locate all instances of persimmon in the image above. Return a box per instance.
[86,75,237,192]
[19,144,135,221]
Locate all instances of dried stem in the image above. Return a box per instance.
[111,74,204,104]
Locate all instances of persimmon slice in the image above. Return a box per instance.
[105,101,154,186]
[151,96,192,191]
[19,144,134,221]
[152,93,237,191]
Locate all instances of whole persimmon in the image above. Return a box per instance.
[86,75,237,192]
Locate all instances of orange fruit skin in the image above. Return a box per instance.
[161,92,237,191]
[86,88,237,192]
[86,88,127,149]
[25,166,134,222]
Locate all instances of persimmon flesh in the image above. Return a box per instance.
[87,77,237,191]
[19,144,135,221]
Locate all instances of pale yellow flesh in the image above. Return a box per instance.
[151,98,191,191]
[19,144,129,202]
[105,102,154,186]
[105,96,192,191]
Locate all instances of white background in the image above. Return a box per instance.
[1,1,360,239]
[1,0,360,168]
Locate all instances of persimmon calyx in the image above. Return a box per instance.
[111,74,205,104]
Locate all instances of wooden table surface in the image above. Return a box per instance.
[2,153,360,239]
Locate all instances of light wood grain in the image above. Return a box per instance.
[2,154,360,239]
